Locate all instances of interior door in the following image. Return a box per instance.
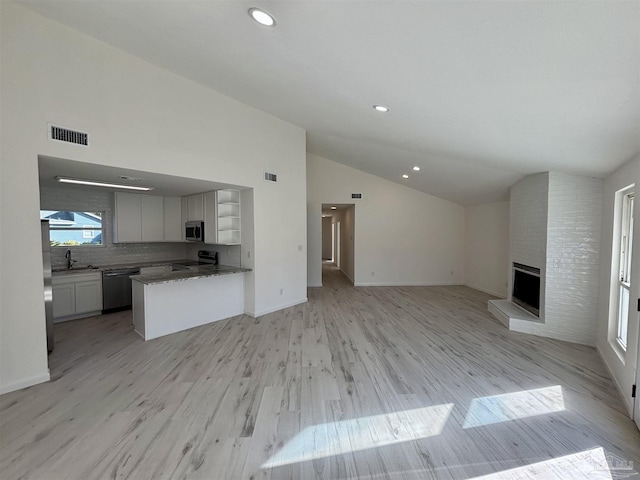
[635,302,640,429]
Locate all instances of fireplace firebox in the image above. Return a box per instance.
[512,263,540,317]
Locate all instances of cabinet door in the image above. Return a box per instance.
[163,197,183,242]
[52,283,75,319]
[187,194,204,221]
[203,191,217,244]
[114,192,142,243]
[141,195,164,242]
[75,280,103,314]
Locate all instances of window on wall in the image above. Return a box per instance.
[613,186,634,351]
[40,210,104,246]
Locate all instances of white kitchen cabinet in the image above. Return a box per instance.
[75,279,103,314]
[141,195,164,242]
[163,197,183,242]
[114,193,183,243]
[214,189,241,245]
[200,189,241,245]
[52,283,75,318]
[186,193,204,222]
[52,272,103,322]
[203,191,217,244]
[113,192,142,243]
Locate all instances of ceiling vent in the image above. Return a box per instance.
[351,193,362,199]
[264,171,277,183]
[49,124,89,146]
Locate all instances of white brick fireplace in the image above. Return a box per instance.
[489,172,603,345]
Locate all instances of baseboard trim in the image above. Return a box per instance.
[354,281,461,287]
[307,283,323,288]
[0,371,50,395]
[464,283,506,298]
[341,269,355,285]
[246,297,308,318]
[595,344,633,417]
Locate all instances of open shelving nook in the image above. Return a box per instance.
[215,189,241,245]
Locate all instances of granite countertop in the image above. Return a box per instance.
[131,264,251,285]
[52,259,196,275]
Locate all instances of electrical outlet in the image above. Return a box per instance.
[247,251,251,259]
[279,288,283,295]
[553,258,560,268]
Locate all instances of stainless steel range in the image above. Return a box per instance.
[172,250,218,270]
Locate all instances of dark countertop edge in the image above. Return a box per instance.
[131,267,251,286]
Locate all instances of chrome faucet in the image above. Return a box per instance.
[65,249,77,269]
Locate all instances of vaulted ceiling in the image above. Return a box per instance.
[18,0,640,205]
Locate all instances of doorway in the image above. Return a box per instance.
[321,204,355,285]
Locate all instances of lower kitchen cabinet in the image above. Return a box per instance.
[52,272,103,322]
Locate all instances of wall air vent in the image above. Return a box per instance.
[49,124,89,146]
[352,193,362,199]
[264,171,277,182]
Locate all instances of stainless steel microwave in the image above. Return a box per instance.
[185,221,204,242]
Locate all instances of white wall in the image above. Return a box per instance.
[464,202,509,297]
[0,3,307,394]
[307,153,465,287]
[597,156,640,415]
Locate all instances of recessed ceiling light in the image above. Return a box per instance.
[373,105,389,113]
[249,8,276,27]
[330,206,337,210]
[412,166,420,171]
[56,176,154,191]
[402,174,409,179]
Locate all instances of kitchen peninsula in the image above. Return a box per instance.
[131,264,251,341]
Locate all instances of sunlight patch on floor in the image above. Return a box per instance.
[463,385,565,429]
[262,403,454,468]
[467,446,630,479]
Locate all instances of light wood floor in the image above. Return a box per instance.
[1,264,639,479]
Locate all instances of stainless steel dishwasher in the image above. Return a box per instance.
[102,267,140,312]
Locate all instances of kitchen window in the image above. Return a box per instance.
[40,210,104,246]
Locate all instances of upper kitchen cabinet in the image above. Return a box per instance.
[140,195,164,242]
[185,193,205,222]
[204,189,241,245]
[113,192,142,242]
[113,193,182,243]
[163,197,183,242]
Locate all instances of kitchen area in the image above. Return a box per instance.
[39,156,254,351]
